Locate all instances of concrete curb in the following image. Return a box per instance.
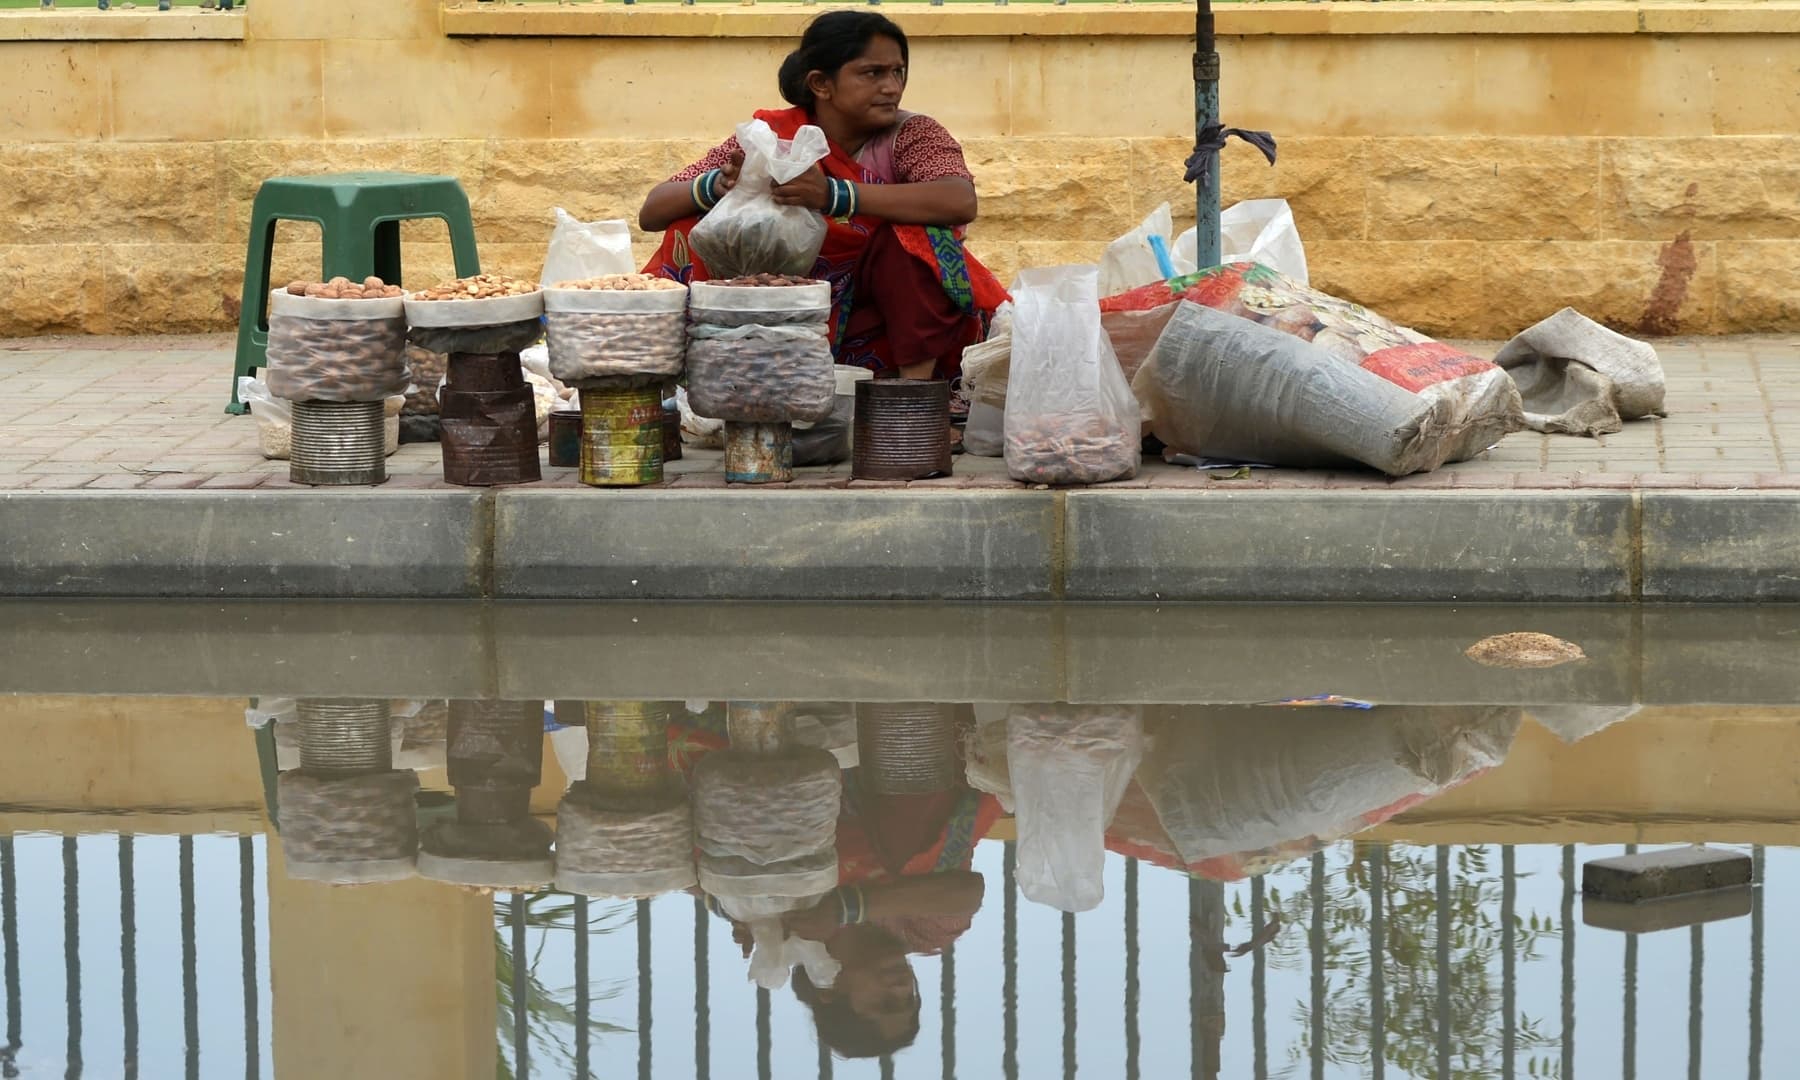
[3,488,1798,602]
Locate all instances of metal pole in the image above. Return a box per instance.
[575,896,590,1080]
[638,898,652,1080]
[1750,847,1763,1080]
[0,838,17,1080]
[1502,845,1516,1080]
[510,894,528,1080]
[181,836,199,1080]
[1311,855,1326,1080]
[1688,924,1703,1080]
[119,836,137,1080]
[239,837,259,1080]
[1436,846,1451,1080]
[63,838,81,1078]
[1062,911,1076,1080]
[1623,843,1637,1080]
[1193,0,1222,268]
[1125,860,1140,1080]
[1004,843,1017,1080]
[942,944,957,1080]
[1562,845,1576,1080]
[694,895,712,1080]
[756,987,771,1080]
[1369,848,1386,1080]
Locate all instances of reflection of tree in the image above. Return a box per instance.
[1244,844,1562,1079]
[494,893,630,1080]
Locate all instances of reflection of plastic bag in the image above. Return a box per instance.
[540,209,635,288]
[689,120,831,279]
[245,696,296,729]
[963,706,1014,810]
[1004,267,1141,486]
[710,891,842,991]
[1007,705,1144,912]
[1174,198,1309,283]
[1100,202,1176,297]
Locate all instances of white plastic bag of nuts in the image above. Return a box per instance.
[264,282,409,403]
[688,120,831,280]
[544,275,689,385]
[1004,266,1142,486]
[685,279,834,423]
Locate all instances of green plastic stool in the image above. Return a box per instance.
[228,171,482,413]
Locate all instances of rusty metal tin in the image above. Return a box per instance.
[723,421,794,484]
[295,699,394,775]
[439,385,542,486]
[583,701,679,804]
[446,699,544,792]
[855,702,959,794]
[853,379,953,480]
[444,350,526,392]
[548,410,582,468]
[726,701,796,754]
[289,400,387,486]
[579,385,664,487]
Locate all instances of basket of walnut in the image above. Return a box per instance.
[404,274,545,328]
[265,277,409,403]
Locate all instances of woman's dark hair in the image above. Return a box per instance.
[778,11,910,108]
[792,964,921,1060]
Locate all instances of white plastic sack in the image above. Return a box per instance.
[238,376,293,459]
[1174,198,1309,283]
[962,706,1014,811]
[540,209,635,288]
[689,120,831,279]
[960,305,1012,411]
[1493,308,1666,436]
[1099,202,1176,298]
[677,385,726,449]
[1137,707,1519,868]
[1006,705,1144,912]
[1004,266,1141,485]
[245,696,296,729]
[710,892,842,991]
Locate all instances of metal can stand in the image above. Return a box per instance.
[277,699,420,884]
[289,400,387,486]
[439,351,542,487]
[723,421,795,484]
[578,385,665,487]
[853,379,953,481]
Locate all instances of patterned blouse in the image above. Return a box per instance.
[668,113,973,186]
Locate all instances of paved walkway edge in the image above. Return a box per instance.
[3,489,1797,602]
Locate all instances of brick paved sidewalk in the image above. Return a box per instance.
[1,333,1795,492]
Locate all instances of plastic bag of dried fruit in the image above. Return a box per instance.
[688,119,831,279]
[1004,266,1141,485]
[1007,704,1144,912]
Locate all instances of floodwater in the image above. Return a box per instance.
[1,601,1797,1080]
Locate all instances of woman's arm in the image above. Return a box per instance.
[770,170,977,228]
[639,144,745,232]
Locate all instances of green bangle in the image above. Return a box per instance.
[835,885,867,925]
[693,169,722,212]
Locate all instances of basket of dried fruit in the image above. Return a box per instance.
[404,274,544,328]
[543,274,689,385]
[265,277,409,403]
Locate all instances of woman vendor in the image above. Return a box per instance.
[639,11,1007,384]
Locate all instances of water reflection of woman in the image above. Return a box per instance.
[690,704,1001,1059]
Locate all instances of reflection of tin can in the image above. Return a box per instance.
[295,699,393,775]
[856,702,959,794]
[584,701,677,802]
[723,421,793,484]
[579,386,664,487]
[548,410,582,468]
[290,400,387,486]
[726,701,795,754]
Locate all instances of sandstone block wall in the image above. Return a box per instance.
[1,0,1798,339]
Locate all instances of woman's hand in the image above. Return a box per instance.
[715,147,746,199]
[771,165,832,214]
[782,899,841,942]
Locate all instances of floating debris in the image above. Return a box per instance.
[1465,632,1586,669]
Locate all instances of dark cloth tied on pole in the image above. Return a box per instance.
[1183,126,1279,186]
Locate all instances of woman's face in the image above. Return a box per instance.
[840,951,919,1040]
[812,35,908,133]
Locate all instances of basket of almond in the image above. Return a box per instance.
[543,274,689,385]
[404,274,545,328]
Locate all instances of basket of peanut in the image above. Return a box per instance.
[404,274,544,328]
[543,274,689,385]
[265,278,409,403]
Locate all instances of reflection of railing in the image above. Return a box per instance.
[504,840,1774,1080]
[0,833,265,1079]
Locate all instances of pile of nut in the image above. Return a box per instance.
[686,325,835,424]
[286,276,404,300]
[411,274,539,301]
[554,274,684,291]
[717,274,819,288]
[1005,417,1140,486]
